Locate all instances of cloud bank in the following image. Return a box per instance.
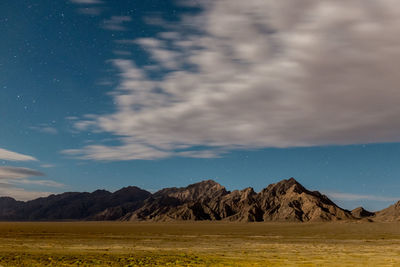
[67,0,400,160]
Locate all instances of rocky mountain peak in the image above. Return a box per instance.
[240,187,256,195]
[153,180,228,202]
[114,186,145,194]
[279,177,306,190]
[260,177,306,197]
[187,179,226,192]
[256,178,353,222]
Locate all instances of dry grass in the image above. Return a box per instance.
[0,221,400,266]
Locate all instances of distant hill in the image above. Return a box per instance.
[0,186,151,221]
[0,178,398,222]
[373,201,400,222]
[351,207,375,220]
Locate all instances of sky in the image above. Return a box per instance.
[1,0,400,211]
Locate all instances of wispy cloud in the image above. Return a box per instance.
[68,0,400,160]
[77,7,103,16]
[326,192,400,202]
[30,124,58,135]
[63,143,170,161]
[0,166,64,199]
[10,178,64,188]
[0,148,37,162]
[63,142,222,161]
[102,16,132,31]
[40,164,55,168]
[70,0,104,16]
[0,167,44,179]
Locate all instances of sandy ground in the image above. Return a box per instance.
[0,221,399,266]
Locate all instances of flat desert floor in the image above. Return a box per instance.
[0,222,399,266]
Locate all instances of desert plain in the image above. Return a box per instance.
[0,221,399,266]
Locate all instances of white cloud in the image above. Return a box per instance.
[135,38,181,69]
[68,0,400,160]
[0,148,37,162]
[102,16,132,31]
[327,192,399,202]
[63,143,170,161]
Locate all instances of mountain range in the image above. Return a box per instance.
[0,178,398,222]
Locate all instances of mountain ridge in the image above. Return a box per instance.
[0,178,398,222]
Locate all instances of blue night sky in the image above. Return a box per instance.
[1,0,400,211]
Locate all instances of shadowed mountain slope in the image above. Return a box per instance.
[0,186,151,221]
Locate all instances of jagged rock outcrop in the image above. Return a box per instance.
[217,187,262,222]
